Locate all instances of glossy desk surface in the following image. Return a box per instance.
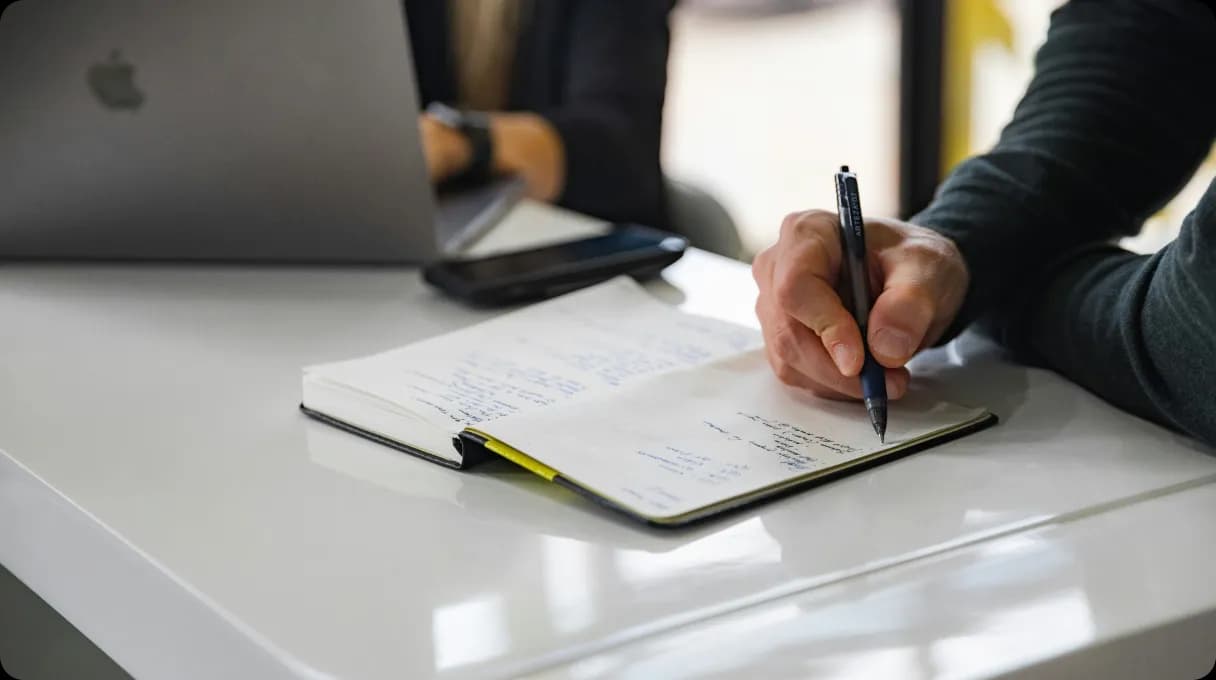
[2,202,1216,679]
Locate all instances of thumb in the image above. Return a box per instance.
[867,283,935,368]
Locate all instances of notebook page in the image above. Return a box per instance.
[305,277,760,434]
[478,350,989,522]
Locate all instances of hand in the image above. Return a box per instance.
[419,114,472,182]
[752,210,969,400]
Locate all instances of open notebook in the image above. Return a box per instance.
[302,278,995,526]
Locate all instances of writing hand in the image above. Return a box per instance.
[752,210,969,400]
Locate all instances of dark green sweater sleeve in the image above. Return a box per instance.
[913,0,1216,442]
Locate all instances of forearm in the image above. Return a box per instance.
[914,0,1216,338]
[1022,188,1216,445]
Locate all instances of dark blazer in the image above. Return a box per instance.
[405,0,675,229]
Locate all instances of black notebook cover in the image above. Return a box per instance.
[300,405,494,470]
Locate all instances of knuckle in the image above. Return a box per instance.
[769,325,801,365]
[753,245,773,270]
[817,319,848,343]
[765,345,801,386]
[905,239,944,263]
[773,362,802,386]
[891,286,937,322]
[750,258,766,285]
[790,236,834,270]
[803,209,836,224]
[772,275,803,314]
[753,295,771,323]
[779,212,811,239]
[908,236,957,267]
[801,231,828,256]
[781,210,836,240]
[786,237,830,277]
[802,231,841,271]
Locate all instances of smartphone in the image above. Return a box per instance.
[423,224,687,306]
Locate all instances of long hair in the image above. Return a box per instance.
[449,0,528,110]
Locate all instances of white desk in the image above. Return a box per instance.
[2,202,1216,680]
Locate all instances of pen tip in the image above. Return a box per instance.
[840,164,850,173]
[866,400,887,444]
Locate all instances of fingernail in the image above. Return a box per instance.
[872,328,913,361]
[830,343,856,374]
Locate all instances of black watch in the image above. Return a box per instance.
[425,102,493,185]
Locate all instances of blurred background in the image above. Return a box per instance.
[663,0,1216,257]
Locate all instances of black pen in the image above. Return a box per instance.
[834,166,887,443]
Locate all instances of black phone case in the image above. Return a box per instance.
[423,226,687,307]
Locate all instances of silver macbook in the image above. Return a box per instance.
[0,0,518,262]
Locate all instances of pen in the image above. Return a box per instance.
[833,165,887,443]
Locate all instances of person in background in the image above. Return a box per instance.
[752,0,1216,445]
[406,0,675,230]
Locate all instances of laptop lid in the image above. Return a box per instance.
[0,0,440,263]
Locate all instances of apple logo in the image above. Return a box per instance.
[87,50,144,111]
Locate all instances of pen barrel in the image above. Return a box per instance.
[834,172,873,323]
[858,351,886,403]
[836,168,888,438]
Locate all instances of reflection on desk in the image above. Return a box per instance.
[1,213,1215,679]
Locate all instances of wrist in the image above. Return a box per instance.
[941,233,970,299]
[933,232,975,344]
[425,102,494,184]
[436,124,473,178]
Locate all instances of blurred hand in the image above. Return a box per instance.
[419,114,472,182]
[752,210,969,400]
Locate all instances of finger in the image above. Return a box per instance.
[766,309,845,389]
[763,306,869,399]
[762,341,821,391]
[883,365,911,399]
[757,290,845,393]
[751,244,775,288]
[760,258,912,400]
[867,243,950,367]
[756,292,812,381]
[763,336,857,400]
[770,246,865,376]
[760,294,912,401]
[868,286,934,367]
[777,275,864,377]
[766,331,912,401]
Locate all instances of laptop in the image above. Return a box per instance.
[0,0,521,263]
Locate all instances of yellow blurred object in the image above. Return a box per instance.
[940,0,1215,254]
[942,0,1014,176]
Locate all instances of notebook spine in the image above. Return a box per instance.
[454,430,496,468]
